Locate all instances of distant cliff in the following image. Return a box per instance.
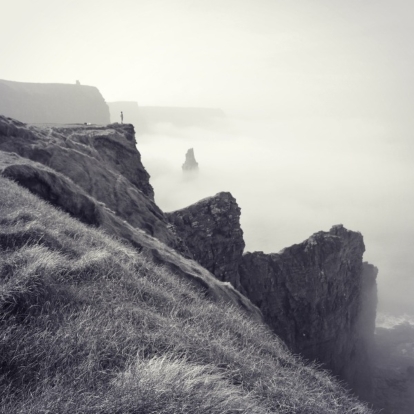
[0,79,110,124]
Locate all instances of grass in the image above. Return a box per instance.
[0,176,373,413]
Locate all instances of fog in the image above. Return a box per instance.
[138,114,414,316]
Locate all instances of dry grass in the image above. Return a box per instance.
[0,177,373,413]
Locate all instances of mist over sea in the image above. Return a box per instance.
[138,113,414,318]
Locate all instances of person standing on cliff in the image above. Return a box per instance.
[120,111,123,124]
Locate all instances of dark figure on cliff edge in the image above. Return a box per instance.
[120,111,123,124]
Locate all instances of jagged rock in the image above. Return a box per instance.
[0,79,110,124]
[182,148,198,171]
[238,225,377,401]
[166,192,245,288]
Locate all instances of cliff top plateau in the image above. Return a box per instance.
[0,114,373,413]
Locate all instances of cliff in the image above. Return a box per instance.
[0,79,110,124]
[0,114,376,413]
[167,194,378,402]
[0,115,259,316]
[239,227,377,400]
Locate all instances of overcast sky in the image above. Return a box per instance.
[2,0,414,120]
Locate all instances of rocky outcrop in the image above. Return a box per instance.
[182,148,199,171]
[238,225,377,401]
[0,79,110,124]
[166,192,244,288]
[0,115,262,322]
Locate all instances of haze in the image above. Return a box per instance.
[2,0,414,315]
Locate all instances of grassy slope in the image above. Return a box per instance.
[0,177,372,414]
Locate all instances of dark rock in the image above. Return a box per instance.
[0,79,110,124]
[166,192,245,288]
[182,148,199,171]
[238,224,377,401]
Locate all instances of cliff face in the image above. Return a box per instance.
[0,79,110,124]
[0,115,261,321]
[239,225,377,400]
[166,192,244,289]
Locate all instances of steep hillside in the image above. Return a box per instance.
[0,79,110,124]
[0,176,372,413]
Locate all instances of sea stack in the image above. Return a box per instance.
[182,148,198,171]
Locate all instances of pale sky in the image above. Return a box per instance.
[2,0,414,119]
